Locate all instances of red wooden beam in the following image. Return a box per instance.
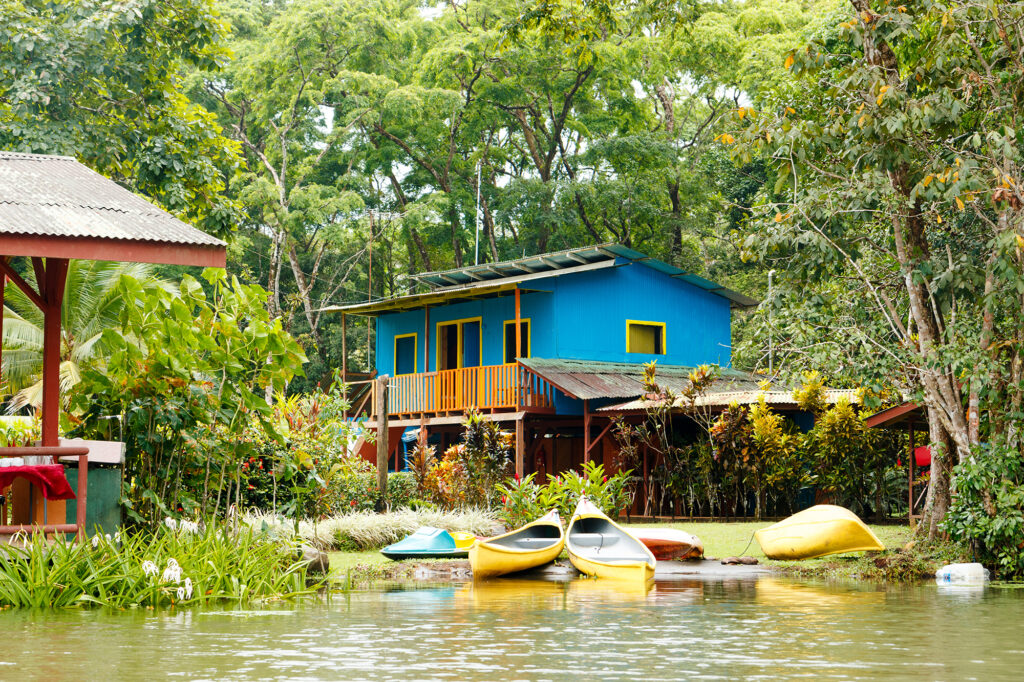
[0,234,226,268]
[41,258,68,448]
[0,258,45,309]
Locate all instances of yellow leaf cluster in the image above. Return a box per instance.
[717,133,735,144]
[784,54,794,69]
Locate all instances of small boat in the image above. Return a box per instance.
[754,505,884,560]
[380,527,472,560]
[469,509,565,580]
[566,496,656,581]
[631,528,704,561]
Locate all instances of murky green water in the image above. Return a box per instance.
[2,576,1023,680]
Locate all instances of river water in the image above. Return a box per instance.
[2,576,1023,680]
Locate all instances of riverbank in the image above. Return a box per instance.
[327,520,959,585]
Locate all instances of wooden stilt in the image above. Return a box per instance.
[375,375,389,510]
[424,306,430,372]
[583,399,591,463]
[40,258,68,526]
[515,417,524,478]
[908,420,915,527]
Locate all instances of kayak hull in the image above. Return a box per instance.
[566,497,656,581]
[755,505,884,560]
[380,548,469,560]
[632,529,704,561]
[381,527,471,561]
[470,510,565,580]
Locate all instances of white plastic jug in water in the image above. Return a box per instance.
[935,562,990,585]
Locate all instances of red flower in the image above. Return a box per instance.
[247,484,255,490]
[350,500,357,507]
[514,473,520,482]
[602,476,607,483]
[501,496,507,505]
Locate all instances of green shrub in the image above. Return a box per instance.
[943,438,1024,578]
[0,522,319,609]
[385,472,417,510]
[325,457,379,515]
[494,462,634,528]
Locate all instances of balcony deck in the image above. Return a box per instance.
[373,362,557,420]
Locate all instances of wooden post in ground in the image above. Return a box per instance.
[908,420,915,528]
[514,286,522,359]
[583,399,591,464]
[341,312,348,420]
[375,375,389,510]
[515,417,525,478]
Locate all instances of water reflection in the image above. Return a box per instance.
[2,576,1024,680]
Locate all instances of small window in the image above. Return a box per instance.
[627,321,665,355]
[504,319,531,363]
[395,334,417,375]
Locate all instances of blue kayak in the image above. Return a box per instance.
[380,527,473,561]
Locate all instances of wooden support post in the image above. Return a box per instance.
[38,258,69,526]
[341,312,347,420]
[583,399,591,463]
[908,420,915,527]
[0,272,5,394]
[515,417,525,479]
[375,375,389,510]
[514,286,522,360]
[424,306,430,372]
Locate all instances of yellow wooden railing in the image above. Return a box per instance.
[380,363,555,417]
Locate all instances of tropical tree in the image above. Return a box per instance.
[726,0,1024,537]
[0,0,242,237]
[1,260,169,411]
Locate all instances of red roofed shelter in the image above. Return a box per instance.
[0,152,226,537]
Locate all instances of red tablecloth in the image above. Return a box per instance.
[0,464,76,500]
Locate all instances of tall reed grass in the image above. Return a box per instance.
[246,508,501,550]
[0,523,320,609]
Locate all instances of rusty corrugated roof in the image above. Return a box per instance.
[598,389,861,413]
[520,358,766,401]
[0,152,224,247]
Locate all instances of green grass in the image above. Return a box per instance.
[325,521,919,584]
[327,549,388,574]
[625,520,913,563]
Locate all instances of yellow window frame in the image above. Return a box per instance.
[626,320,666,355]
[394,333,418,375]
[435,316,484,370]
[502,318,532,363]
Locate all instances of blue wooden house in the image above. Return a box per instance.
[334,243,760,492]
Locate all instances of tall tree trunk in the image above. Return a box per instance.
[919,412,954,540]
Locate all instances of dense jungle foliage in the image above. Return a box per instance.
[4,0,1024,574]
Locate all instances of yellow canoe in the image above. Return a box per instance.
[469,510,565,580]
[754,505,884,560]
[566,497,656,581]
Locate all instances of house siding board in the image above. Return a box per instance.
[549,262,731,366]
[371,260,735,412]
[375,290,554,374]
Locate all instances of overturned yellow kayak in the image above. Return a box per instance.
[755,505,884,560]
[470,510,564,580]
[566,497,655,581]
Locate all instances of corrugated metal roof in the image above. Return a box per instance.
[520,358,767,401]
[598,389,861,412]
[413,243,758,309]
[0,152,224,247]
